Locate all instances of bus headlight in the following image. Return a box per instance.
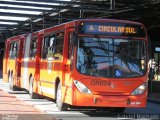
[73,80,92,94]
[131,83,148,95]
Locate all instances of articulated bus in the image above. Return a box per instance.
[3,19,148,111]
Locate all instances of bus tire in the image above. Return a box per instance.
[29,77,38,99]
[56,83,68,111]
[9,73,17,91]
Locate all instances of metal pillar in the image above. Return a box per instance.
[58,12,62,24]
[80,9,84,18]
[110,0,115,10]
[43,18,46,29]
[30,18,34,32]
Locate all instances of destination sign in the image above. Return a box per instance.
[79,22,146,37]
[98,26,136,34]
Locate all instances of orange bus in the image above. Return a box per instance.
[3,19,148,111]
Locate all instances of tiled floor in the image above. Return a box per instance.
[0,90,57,120]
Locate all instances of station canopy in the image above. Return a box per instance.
[0,0,160,41]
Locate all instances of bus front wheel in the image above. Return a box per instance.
[56,83,68,111]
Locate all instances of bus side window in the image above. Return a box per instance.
[9,42,19,59]
[13,42,19,59]
[42,36,49,59]
[9,43,13,59]
[68,32,75,59]
[30,38,37,60]
[53,32,64,60]
[68,32,75,70]
[47,34,56,60]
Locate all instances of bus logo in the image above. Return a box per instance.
[89,25,94,31]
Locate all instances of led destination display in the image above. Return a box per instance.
[98,26,136,34]
[79,22,146,37]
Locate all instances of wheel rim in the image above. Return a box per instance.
[57,84,62,107]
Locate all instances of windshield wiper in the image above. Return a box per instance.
[94,35,110,55]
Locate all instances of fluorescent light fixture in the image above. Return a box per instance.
[0,4,53,10]
[0,16,28,21]
[33,18,43,22]
[0,22,17,25]
[0,9,41,15]
[0,0,72,27]
[0,0,59,6]
[155,47,160,52]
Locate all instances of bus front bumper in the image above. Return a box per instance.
[72,90,147,108]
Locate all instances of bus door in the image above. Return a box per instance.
[15,38,24,86]
[22,34,32,89]
[8,40,21,86]
[62,28,75,103]
[40,33,56,97]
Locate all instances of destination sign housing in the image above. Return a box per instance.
[79,22,146,37]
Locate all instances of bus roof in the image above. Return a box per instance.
[5,19,145,41]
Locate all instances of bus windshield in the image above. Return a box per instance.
[76,37,147,78]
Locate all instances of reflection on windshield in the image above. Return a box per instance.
[76,37,147,78]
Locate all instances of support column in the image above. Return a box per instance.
[110,0,115,10]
